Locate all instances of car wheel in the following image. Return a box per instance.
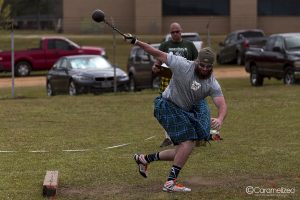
[46,82,55,96]
[16,61,31,76]
[236,51,243,65]
[250,65,263,86]
[69,80,78,96]
[283,67,295,85]
[152,76,160,89]
[129,75,136,92]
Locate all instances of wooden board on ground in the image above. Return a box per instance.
[42,170,59,197]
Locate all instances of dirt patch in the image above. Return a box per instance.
[214,67,248,79]
[0,67,248,89]
[59,183,161,199]
[0,76,45,88]
[58,175,296,199]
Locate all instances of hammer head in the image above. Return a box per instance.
[92,9,105,23]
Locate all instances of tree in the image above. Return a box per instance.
[5,0,62,30]
[0,0,11,29]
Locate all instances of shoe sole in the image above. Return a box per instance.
[133,154,147,178]
[162,187,173,192]
[162,187,191,192]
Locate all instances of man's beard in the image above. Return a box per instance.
[195,68,213,79]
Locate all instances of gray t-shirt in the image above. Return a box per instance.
[162,53,223,111]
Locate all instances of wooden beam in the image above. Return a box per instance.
[42,170,59,197]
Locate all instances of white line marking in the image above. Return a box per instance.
[105,143,130,149]
[62,149,90,152]
[29,150,48,153]
[145,136,156,140]
[0,150,16,153]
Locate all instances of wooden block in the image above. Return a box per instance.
[42,170,59,197]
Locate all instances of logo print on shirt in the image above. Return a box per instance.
[191,80,201,91]
[169,47,187,58]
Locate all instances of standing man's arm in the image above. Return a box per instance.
[211,96,227,130]
[152,60,163,73]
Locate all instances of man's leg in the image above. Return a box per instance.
[162,140,195,192]
[172,140,195,167]
[134,141,195,192]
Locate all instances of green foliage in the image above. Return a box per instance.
[0,78,299,199]
[6,0,59,16]
[0,0,11,27]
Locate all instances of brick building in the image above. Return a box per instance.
[63,0,300,35]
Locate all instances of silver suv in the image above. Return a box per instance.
[127,43,160,91]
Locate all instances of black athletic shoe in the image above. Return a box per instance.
[160,138,173,147]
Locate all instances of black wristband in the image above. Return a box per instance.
[131,37,136,44]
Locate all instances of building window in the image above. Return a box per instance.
[258,0,300,16]
[163,0,229,16]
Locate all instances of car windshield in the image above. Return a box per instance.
[285,35,300,50]
[64,38,80,48]
[69,57,112,69]
[240,31,264,38]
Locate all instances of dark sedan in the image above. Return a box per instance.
[46,55,129,96]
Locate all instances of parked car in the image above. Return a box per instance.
[217,29,267,65]
[127,43,160,91]
[164,32,202,52]
[0,36,106,76]
[46,55,129,96]
[245,33,300,86]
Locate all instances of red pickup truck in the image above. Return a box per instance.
[0,36,106,76]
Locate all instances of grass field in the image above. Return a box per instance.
[0,77,299,200]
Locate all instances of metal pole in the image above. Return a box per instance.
[11,19,15,98]
[111,17,117,93]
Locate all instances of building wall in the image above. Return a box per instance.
[135,0,162,34]
[230,0,257,31]
[63,0,135,34]
[258,17,300,35]
[162,16,230,35]
[63,0,300,35]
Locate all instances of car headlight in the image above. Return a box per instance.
[294,61,300,68]
[72,75,94,81]
[118,74,129,81]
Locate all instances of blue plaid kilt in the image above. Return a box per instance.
[154,96,210,145]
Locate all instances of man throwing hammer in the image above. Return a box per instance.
[124,34,227,192]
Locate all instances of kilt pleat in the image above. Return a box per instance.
[154,96,210,145]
